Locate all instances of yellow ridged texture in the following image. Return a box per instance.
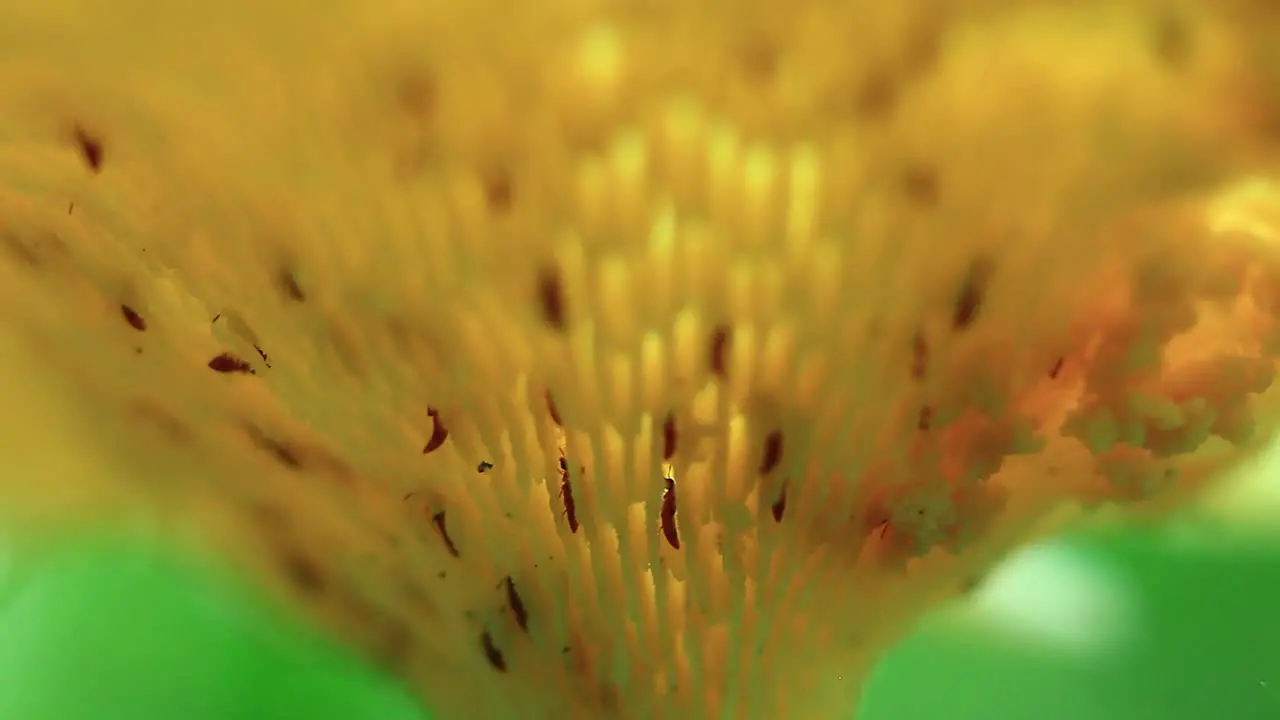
[0,1,1279,718]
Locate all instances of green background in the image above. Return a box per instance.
[0,519,1277,719]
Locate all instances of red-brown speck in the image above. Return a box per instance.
[120,305,146,331]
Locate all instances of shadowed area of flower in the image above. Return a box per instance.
[0,1,1278,717]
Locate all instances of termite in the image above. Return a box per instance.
[660,476,680,550]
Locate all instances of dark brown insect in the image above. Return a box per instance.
[502,576,529,634]
[208,352,254,374]
[477,461,494,473]
[660,476,680,550]
[423,407,449,454]
[480,630,507,672]
[770,481,788,523]
[759,431,785,474]
[709,325,732,378]
[662,413,678,460]
[917,406,933,431]
[120,304,146,331]
[558,456,579,534]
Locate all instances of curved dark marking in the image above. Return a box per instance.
[430,510,461,558]
[423,407,449,454]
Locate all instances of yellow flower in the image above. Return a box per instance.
[0,1,1278,717]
